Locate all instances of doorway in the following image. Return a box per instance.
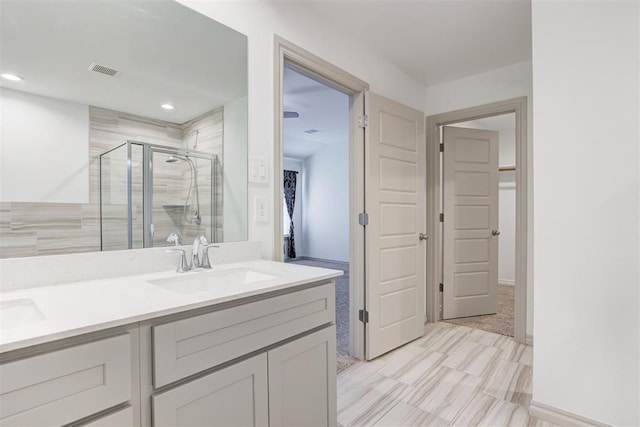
[440,113,517,337]
[274,36,427,363]
[426,97,529,344]
[281,65,356,372]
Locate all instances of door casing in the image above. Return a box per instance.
[426,97,530,344]
[273,35,369,359]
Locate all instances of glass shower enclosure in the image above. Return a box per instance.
[99,141,216,251]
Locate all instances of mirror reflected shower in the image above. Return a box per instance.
[100,141,217,251]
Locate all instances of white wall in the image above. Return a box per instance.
[177,0,427,260]
[0,88,89,203]
[301,141,349,263]
[283,158,303,255]
[223,96,248,241]
[531,1,639,425]
[425,61,534,337]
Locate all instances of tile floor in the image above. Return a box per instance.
[337,322,559,427]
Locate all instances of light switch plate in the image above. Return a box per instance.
[254,197,269,223]
[248,158,269,184]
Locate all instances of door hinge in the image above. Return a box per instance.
[358,115,369,128]
[439,283,444,292]
[439,143,444,152]
[439,213,444,222]
[358,212,369,226]
[359,309,369,323]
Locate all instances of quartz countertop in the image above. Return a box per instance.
[0,260,343,353]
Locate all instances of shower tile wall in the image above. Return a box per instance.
[0,106,224,258]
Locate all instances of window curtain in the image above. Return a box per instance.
[283,170,297,258]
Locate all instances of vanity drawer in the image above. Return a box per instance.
[152,282,335,388]
[0,334,132,427]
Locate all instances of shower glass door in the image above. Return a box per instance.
[147,146,215,248]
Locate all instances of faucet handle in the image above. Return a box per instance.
[200,245,220,269]
[166,249,190,273]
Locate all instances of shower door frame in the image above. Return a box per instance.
[143,142,216,247]
[99,140,216,250]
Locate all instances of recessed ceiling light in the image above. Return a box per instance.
[1,73,23,81]
[161,103,174,110]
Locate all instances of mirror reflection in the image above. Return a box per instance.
[0,0,248,258]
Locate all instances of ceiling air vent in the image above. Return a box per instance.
[88,62,119,77]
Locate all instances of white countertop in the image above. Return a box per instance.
[0,260,342,354]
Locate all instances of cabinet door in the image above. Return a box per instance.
[268,326,337,427]
[152,354,268,427]
[0,334,131,427]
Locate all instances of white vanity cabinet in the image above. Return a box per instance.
[152,326,336,427]
[0,276,338,427]
[0,333,135,427]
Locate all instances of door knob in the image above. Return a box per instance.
[419,233,429,241]
[492,230,501,236]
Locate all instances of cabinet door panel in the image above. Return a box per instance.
[0,334,131,427]
[152,354,268,427]
[268,326,337,427]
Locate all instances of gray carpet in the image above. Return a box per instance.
[287,258,358,373]
[442,284,515,337]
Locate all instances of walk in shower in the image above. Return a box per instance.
[99,141,216,250]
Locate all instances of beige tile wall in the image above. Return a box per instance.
[0,106,224,258]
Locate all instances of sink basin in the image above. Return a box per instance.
[149,268,277,294]
[0,298,45,329]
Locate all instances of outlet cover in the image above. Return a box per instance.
[254,197,269,223]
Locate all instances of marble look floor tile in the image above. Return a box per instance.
[337,375,408,427]
[337,323,540,427]
[402,366,482,421]
[479,358,532,406]
[372,401,449,427]
[443,341,500,377]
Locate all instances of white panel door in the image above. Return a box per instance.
[365,92,426,360]
[442,126,499,319]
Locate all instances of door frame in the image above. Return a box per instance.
[273,35,369,359]
[426,97,529,344]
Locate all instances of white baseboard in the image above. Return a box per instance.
[499,280,516,286]
[525,335,533,346]
[529,401,610,427]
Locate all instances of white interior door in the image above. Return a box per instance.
[442,126,499,319]
[365,92,426,360]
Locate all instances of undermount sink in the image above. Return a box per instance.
[0,298,45,329]
[148,268,277,294]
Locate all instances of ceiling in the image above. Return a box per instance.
[283,66,349,160]
[0,0,247,124]
[301,0,532,86]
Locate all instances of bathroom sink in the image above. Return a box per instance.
[148,268,277,294]
[0,298,45,329]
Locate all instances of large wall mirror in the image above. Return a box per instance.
[0,0,248,258]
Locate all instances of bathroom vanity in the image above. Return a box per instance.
[0,260,341,426]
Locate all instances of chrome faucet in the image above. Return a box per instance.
[192,235,208,268]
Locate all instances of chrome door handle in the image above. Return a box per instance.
[492,230,501,236]
[419,233,429,241]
